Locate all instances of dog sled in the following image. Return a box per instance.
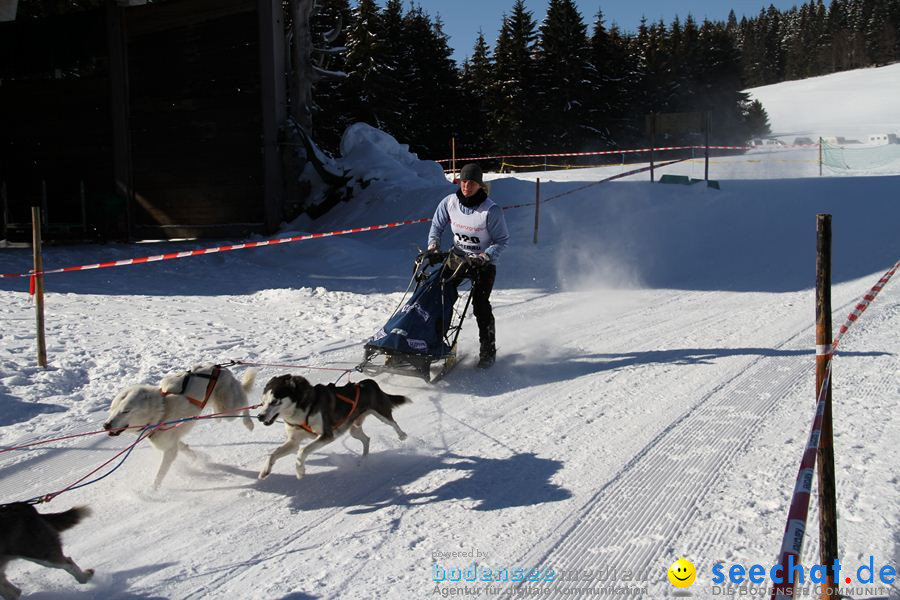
[357,250,474,383]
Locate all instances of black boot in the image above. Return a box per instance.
[477,324,496,369]
[477,352,495,369]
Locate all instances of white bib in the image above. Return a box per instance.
[448,195,494,254]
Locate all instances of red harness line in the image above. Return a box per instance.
[288,384,361,436]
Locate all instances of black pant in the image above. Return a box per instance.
[447,262,496,356]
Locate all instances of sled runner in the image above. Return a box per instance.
[357,250,474,383]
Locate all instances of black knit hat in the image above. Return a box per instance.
[459,163,483,185]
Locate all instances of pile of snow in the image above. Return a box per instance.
[339,123,448,189]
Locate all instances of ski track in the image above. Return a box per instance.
[500,288,895,599]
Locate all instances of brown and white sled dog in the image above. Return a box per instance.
[0,503,93,600]
[103,365,256,488]
[256,375,409,480]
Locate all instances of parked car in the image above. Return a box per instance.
[793,137,814,145]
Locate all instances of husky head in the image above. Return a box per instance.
[103,385,166,436]
[257,374,312,426]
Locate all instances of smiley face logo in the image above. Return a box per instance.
[668,558,697,588]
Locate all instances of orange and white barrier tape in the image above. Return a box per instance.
[770,259,899,600]
[1,218,432,280]
[2,158,690,283]
[436,145,749,164]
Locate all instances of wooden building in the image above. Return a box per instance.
[0,0,286,241]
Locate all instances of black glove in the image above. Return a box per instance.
[466,253,489,268]
[419,245,443,266]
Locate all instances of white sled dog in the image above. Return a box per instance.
[103,365,256,488]
[0,503,93,600]
[257,375,409,480]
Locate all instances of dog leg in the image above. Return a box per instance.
[349,423,370,457]
[153,446,179,489]
[241,409,255,432]
[295,436,334,479]
[26,558,94,585]
[0,571,21,600]
[178,441,198,460]
[259,437,301,479]
[370,412,408,441]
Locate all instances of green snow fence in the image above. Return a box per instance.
[823,142,900,172]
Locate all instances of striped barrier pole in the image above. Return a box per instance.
[771,257,900,600]
[815,215,838,600]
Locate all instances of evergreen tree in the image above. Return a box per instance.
[489,0,539,153]
[586,10,626,146]
[534,0,592,150]
[459,31,494,152]
[310,0,353,153]
[398,9,461,158]
[343,0,386,132]
[376,0,409,141]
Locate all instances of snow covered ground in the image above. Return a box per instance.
[0,68,898,599]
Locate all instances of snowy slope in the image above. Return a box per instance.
[746,62,900,141]
[1,68,899,600]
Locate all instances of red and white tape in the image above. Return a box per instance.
[4,158,693,283]
[832,260,900,352]
[770,259,899,600]
[0,217,432,280]
[436,145,748,163]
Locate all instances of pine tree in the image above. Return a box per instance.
[586,9,624,146]
[398,10,461,158]
[534,0,592,151]
[310,0,353,153]
[489,0,538,153]
[343,0,385,131]
[376,0,408,141]
[459,31,494,153]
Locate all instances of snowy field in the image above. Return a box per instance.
[1,67,898,599]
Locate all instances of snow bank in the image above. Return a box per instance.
[339,122,448,189]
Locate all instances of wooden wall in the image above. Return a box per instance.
[0,0,277,242]
[125,0,265,239]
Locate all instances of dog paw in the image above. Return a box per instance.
[295,468,305,479]
[79,569,95,583]
[258,469,270,480]
[243,419,255,432]
[399,432,408,441]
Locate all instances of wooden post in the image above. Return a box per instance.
[819,137,823,176]
[1,181,7,241]
[80,180,88,232]
[258,0,287,234]
[704,111,711,181]
[451,137,456,181]
[31,207,47,368]
[41,180,48,226]
[650,113,656,182]
[815,213,838,600]
[107,2,134,239]
[533,178,540,245]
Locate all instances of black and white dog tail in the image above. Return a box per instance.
[388,393,411,407]
[43,506,91,532]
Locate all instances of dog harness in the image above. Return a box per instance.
[161,365,221,410]
[288,383,360,436]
